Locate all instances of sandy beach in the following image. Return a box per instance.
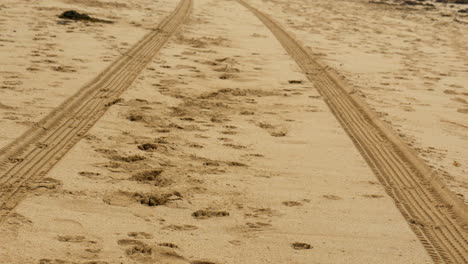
[0,0,466,263]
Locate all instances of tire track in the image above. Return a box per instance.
[0,0,192,223]
[236,0,467,263]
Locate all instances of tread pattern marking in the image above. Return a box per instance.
[236,0,467,263]
[0,0,192,223]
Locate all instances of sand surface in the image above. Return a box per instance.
[0,0,177,148]
[246,0,468,201]
[0,0,466,263]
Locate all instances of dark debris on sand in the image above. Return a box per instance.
[58,10,113,24]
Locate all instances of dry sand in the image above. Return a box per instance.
[0,0,177,148]
[0,0,466,263]
[247,0,468,201]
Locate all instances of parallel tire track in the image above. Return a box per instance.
[236,0,467,263]
[0,0,192,222]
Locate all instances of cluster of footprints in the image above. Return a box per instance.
[33,0,409,262]
[2,0,438,263]
[53,7,322,263]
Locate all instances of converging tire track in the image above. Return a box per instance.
[0,0,192,223]
[236,0,467,263]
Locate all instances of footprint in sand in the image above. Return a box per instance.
[51,65,76,73]
[119,239,154,260]
[244,207,277,218]
[188,143,204,149]
[210,116,224,123]
[245,221,272,230]
[27,178,62,192]
[103,191,140,207]
[226,161,247,167]
[57,235,87,243]
[118,239,148,247]
[282,201,303,207]
[130,169,172,187]
[127,113,144,122]
[218,73,236,80]
[203,160,220,167]
[110,154,146,163]
[26,66,40,72]
[78,171,102,179]
[270,131,287,137]
[163,224,198,231]
[244,153,264,158]
[291,242,312,250]
[239,110,255,115]
[322,194,342,200]
[2,80,22,86]
[56,234,102,260]
[159,242,179,249]
[139,193,176,207]
[220,130,237,135]
[5,213,32,227]
[362,194,384,198]
[192,210,229,219]
[137,143,165,152]
[288,80,303,84]
[223,143,246,149]
[118,239,188,264]
[257,122,288,137]
[156,128,171,133]
[128,232,154,239]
